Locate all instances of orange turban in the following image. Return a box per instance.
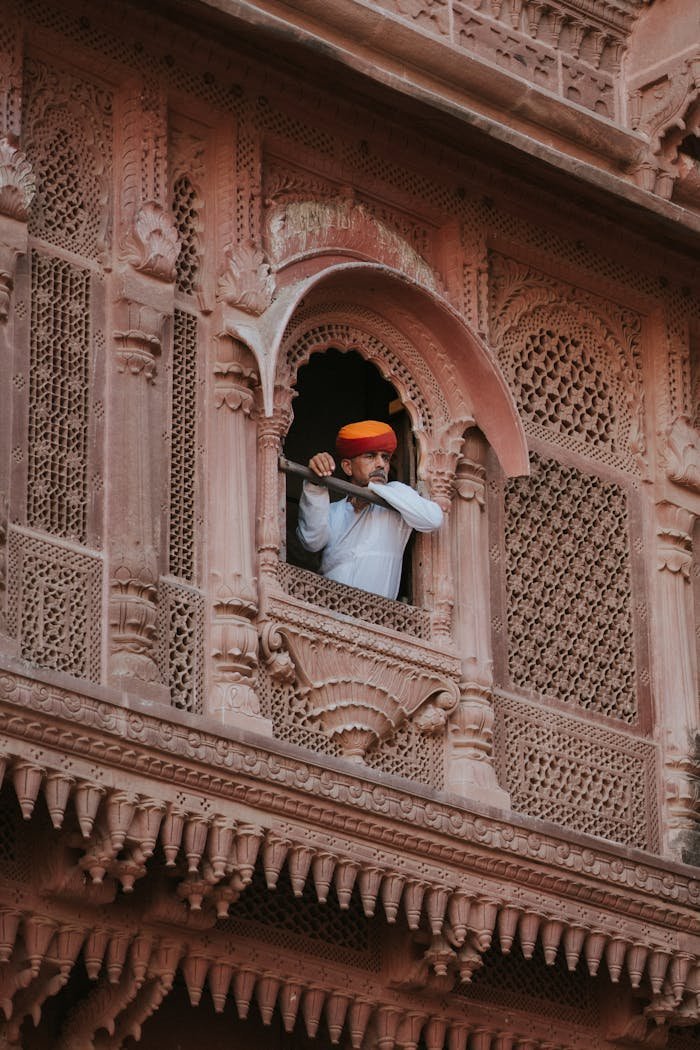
[335,420,397,459]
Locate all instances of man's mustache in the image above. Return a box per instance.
[370,469,387,479]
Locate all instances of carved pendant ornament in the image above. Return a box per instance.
[265,601,461,760]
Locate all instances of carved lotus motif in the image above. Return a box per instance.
[0,137,36,221]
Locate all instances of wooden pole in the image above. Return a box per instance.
[278,457,390,507]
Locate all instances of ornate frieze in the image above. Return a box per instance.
[265,196,439,291]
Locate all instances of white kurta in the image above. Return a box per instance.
[297,480,443,600]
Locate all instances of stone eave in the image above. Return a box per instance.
[155,0,700,255]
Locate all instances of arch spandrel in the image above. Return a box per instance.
[219,261,529,479]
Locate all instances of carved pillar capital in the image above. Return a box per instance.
[108,544,160,685]
[112,298,167,382]
[656,500,694,578]
[213,337,259,415]
[210,573,262,724]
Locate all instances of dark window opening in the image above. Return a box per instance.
[679,134,700,161]
[283,348,416,602]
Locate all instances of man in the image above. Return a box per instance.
[296,420,443,600]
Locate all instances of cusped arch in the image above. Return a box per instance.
[233,261,528,477]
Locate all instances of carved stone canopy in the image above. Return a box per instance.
[220,259,529,480]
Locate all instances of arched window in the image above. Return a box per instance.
[283,348,416,602]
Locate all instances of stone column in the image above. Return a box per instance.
[107,75,177,700]
[446,430,509,809]
[421,436,462,641]
[107,290,169,701]
[655,500,699,859]
[256,393,293,595]
[207,329,271,733]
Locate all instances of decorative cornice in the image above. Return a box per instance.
[0,658,697,930]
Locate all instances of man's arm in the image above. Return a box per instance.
[368,480,443,532]
[296,453,335,552]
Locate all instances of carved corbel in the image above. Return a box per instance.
[54,970,143,1050]
[259,620,295,684]
[275,623,461,761]
[217,241,275,315]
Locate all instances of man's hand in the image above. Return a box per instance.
[308,452,336,478]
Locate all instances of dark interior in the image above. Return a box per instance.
[283,348,416,600]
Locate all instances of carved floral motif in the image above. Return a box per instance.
[0,136,35,221]
[217,242,275,315]
[122,201,180,281]
[666,416,700,492]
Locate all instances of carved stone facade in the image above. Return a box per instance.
[0,1,698,1049]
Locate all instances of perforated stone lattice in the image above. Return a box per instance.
[6,527,102,682]
[158,579,205,714]
[491,266,641,474]
[23,55,112,259]
[514,326,617,447]
[222,863,380,971]
[168,309,198,583]
[257,664,444,790]
[172,174,201,297]
[27,251,91,544]
[503,453,638,724]
[0,789,32,885]
[493,693,657,850]
[467,940,599,1027]
[278,562,431,639]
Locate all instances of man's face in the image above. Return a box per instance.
[341,450,391,487]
